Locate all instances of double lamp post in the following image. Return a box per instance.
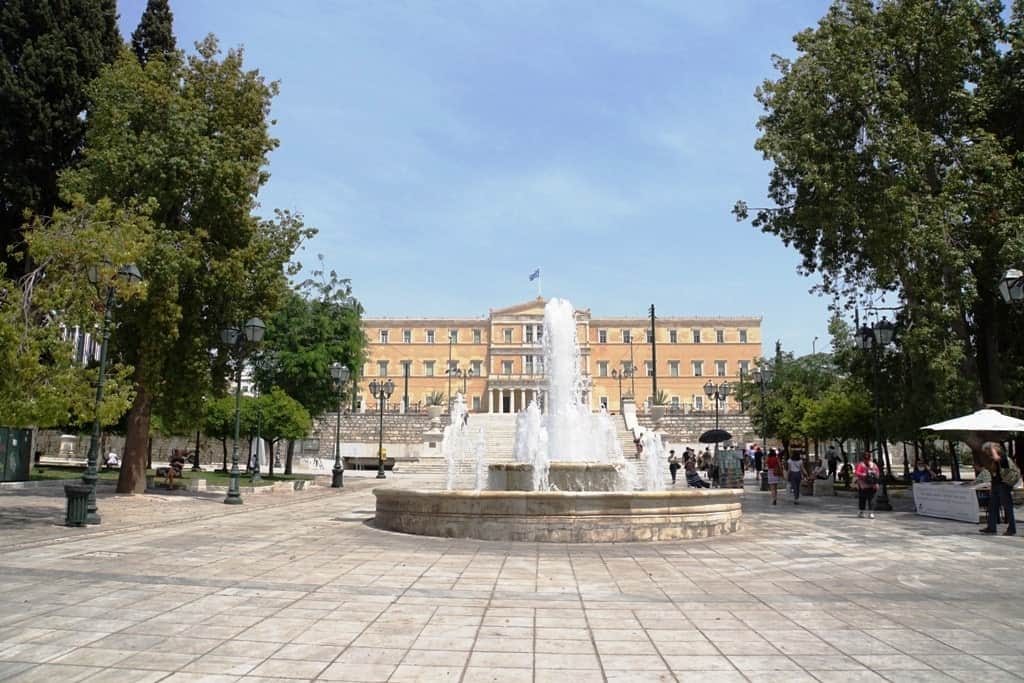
[857,316,896,512]
[330,362,350,488]
[220,317,266,505]
[368,378,395,479]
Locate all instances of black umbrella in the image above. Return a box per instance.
[699,428,732,444]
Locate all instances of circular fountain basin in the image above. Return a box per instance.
[488,462,626,492]
[373,488,743,542]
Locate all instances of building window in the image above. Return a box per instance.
[669,329,677,344]
[622,329,632,344]
[379,329,389,344]
[645,329,654,343]
[716,360,727,377]
[598,361,609,377]
[692,329,701,344]
[402,329,411,344]
[524,355,535,375]
[377,360,388,377]
[449,329,458,343]
[447,359,458,374]
[671,396,680,408]
[598,329,607,343]
[502,360,513,375]
[600,396,608,410]
[473,329,482,344]
[693,395,704,410]
[739,328,748,343]
[739,360,750,375]
[471,360,483,376]
[472,396,481,411]
[424,361,435,377]
[692,360,703,377]
[401,360,411,377]
[716,329,725,344]
[503,328,513,344]
[525,326,533,344]
[426,329,435,344]
[536,325,543,342]
[669,361,680,377]
[623,361,634,375]
[645,361,654,377]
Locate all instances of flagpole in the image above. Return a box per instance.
[537,270,542,298]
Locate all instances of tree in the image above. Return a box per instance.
[0,0,121,273]
[63,41,311,493]
[801,379,873,462]
[259,258,365,473]
[736,0,1024,412]
[0,198,151,428]
[244,388,311,476]
[131,0,176,65]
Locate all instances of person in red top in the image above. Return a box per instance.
[854,451,880,518]
[765,448,782,505]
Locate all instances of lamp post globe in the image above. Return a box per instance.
[873,317,896,346]
[719,381,730,399]
[330,362,350,488]
[703,380,714,398]
[1000,268,1024,304]
[243,317,266,343]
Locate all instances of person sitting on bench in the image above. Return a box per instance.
[685,456,710,488]
[163,450,187,488]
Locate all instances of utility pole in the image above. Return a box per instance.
[649,304,657,402]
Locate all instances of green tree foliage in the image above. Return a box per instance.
[203,394,238,470]
[131,0,176,65]
[0,198,151,427]
[801,379,873,461]
[737,0,1024,410]
[0,0,121,272]
[244,387,311,475]
[63,41,311,493]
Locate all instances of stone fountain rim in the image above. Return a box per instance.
[375,488,743,499]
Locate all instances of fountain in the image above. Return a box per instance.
[374,298,743,542]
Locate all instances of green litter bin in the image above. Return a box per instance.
[64,483,91,527]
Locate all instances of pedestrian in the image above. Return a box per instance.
[765,448,782,505]
[668,450,680,485]
[827,445,839,480]
[787,451,804,504]
[855,450,880,518]
[754,445,763,473]
[685,456,710,488]
[980,442,1018,536]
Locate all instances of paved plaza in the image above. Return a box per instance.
[0,474,1022,683]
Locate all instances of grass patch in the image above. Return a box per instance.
[31,466,314,487]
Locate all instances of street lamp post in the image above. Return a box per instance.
[752,367,773,491]
[78,263,142,524]
[704,380,731,432]
[858,317,896,512]
[368,378,396,479]
[330,362,350,488]
[999,268,1024,305]
[220,317,266,505]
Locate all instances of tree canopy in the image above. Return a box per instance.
[131,0,176,65]
[0,0,121,272]
[736,0,1024,414]
[63,40,311,493]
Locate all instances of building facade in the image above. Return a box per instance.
[360,298,762,414]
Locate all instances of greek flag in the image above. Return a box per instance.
[529,268,541,281]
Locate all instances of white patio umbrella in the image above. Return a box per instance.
[923,409,1024,434]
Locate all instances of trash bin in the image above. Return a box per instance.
[64,483,91,527]
[760,470,769,492]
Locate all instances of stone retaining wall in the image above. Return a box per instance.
[639,414,756,443]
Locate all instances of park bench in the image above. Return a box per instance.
[343,456,395,471]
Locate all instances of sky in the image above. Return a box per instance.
[116,0,836,357]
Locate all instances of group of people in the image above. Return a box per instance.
[667,448,711,488]
[759,447,881,516]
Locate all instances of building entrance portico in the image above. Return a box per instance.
[487,385,542,414]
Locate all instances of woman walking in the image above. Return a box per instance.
[765,448,782,505]
[787,451,804,505]
[855,450,880,518]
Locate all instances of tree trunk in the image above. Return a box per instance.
[221,438,227,471]
[117,380,152,493]
[284,439,295,475]
[267,440,275,477]
[973,289,1004,406]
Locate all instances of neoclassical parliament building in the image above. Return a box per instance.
[360,298,762,414]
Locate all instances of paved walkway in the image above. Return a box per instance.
[0,473,1021,682]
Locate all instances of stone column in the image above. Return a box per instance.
[487,389,493,413]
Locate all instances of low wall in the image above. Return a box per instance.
[373,488,743,542]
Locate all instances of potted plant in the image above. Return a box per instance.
[425,391,446,421]
[650,390,670,422]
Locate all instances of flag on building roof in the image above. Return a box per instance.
[529,268,541,281]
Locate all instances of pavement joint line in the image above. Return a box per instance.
[567,547,609,683]
[456,546,503,683]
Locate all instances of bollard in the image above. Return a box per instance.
[64,483,91,527]
[760,470,769,492]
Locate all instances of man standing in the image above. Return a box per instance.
[827,445,839,481]
[980,442,1018,536]
[753,445,764,473]
[668,450,680,485]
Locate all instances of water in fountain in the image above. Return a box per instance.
[442,394,470,490]
[510,298,636,491]
[473,427,487,491]
[641,429,667,491]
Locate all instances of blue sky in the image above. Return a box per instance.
[117,1,835,356]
